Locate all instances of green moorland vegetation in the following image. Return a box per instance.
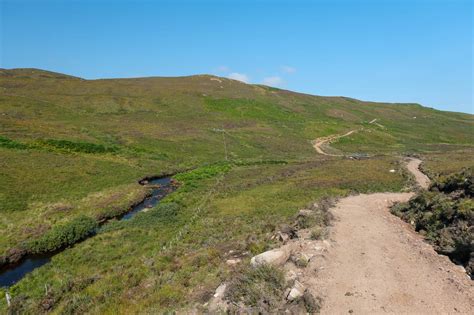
[0,68,473,312]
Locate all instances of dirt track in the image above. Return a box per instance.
[295,158,473,314]
[406,158,431,189]
[312,130,359,156]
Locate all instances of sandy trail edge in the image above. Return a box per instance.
[292,159,473,314]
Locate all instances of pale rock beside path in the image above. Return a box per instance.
[286,280,305,301]
[250,247,291,267]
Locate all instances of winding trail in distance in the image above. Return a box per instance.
[312,119,385,157]
[406,157,430,189]
[312,129,360,156]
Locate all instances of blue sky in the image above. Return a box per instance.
[1,0,472,113]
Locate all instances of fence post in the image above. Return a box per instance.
[5,292,11,307]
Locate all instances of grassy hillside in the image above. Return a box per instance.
[0,68,473,312]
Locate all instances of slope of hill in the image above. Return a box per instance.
[0,68,473,313]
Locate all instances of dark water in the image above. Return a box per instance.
[0,176,174,288]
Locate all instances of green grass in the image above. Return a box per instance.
[0,69,473,312]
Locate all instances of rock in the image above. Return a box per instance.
[280,224,298,239]
[287,287,303,301]
[213,283,226,298]
[389,169,396,173]
[286,280,305,301]
[208,283,229,313]
[251,248,290,267]
[278,232,290,243]
[226,258,241,266]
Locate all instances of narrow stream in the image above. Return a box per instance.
[0,176,175,288]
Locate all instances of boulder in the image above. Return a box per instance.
[213,283,227,298]
[286,280,305,301]
[250,248,290,267]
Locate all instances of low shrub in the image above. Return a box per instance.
[430,168,473,197]
[296,197,335,231]
[391,169,473,278]
[27,216,98,254]
[310,227,327,240]
[225,264,287,312]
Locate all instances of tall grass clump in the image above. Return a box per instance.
[225,264,287,312]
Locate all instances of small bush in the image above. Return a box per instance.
[310,227,326,240]
[430,168,473,197]
[391,169,473,278]
[27,216,98,253]
[293,254,309,268]
[226,264,287,312]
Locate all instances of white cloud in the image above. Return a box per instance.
[262,76,284,87]
[228,72,249,83]
[216,65,230,73]
[281,65,296,74]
